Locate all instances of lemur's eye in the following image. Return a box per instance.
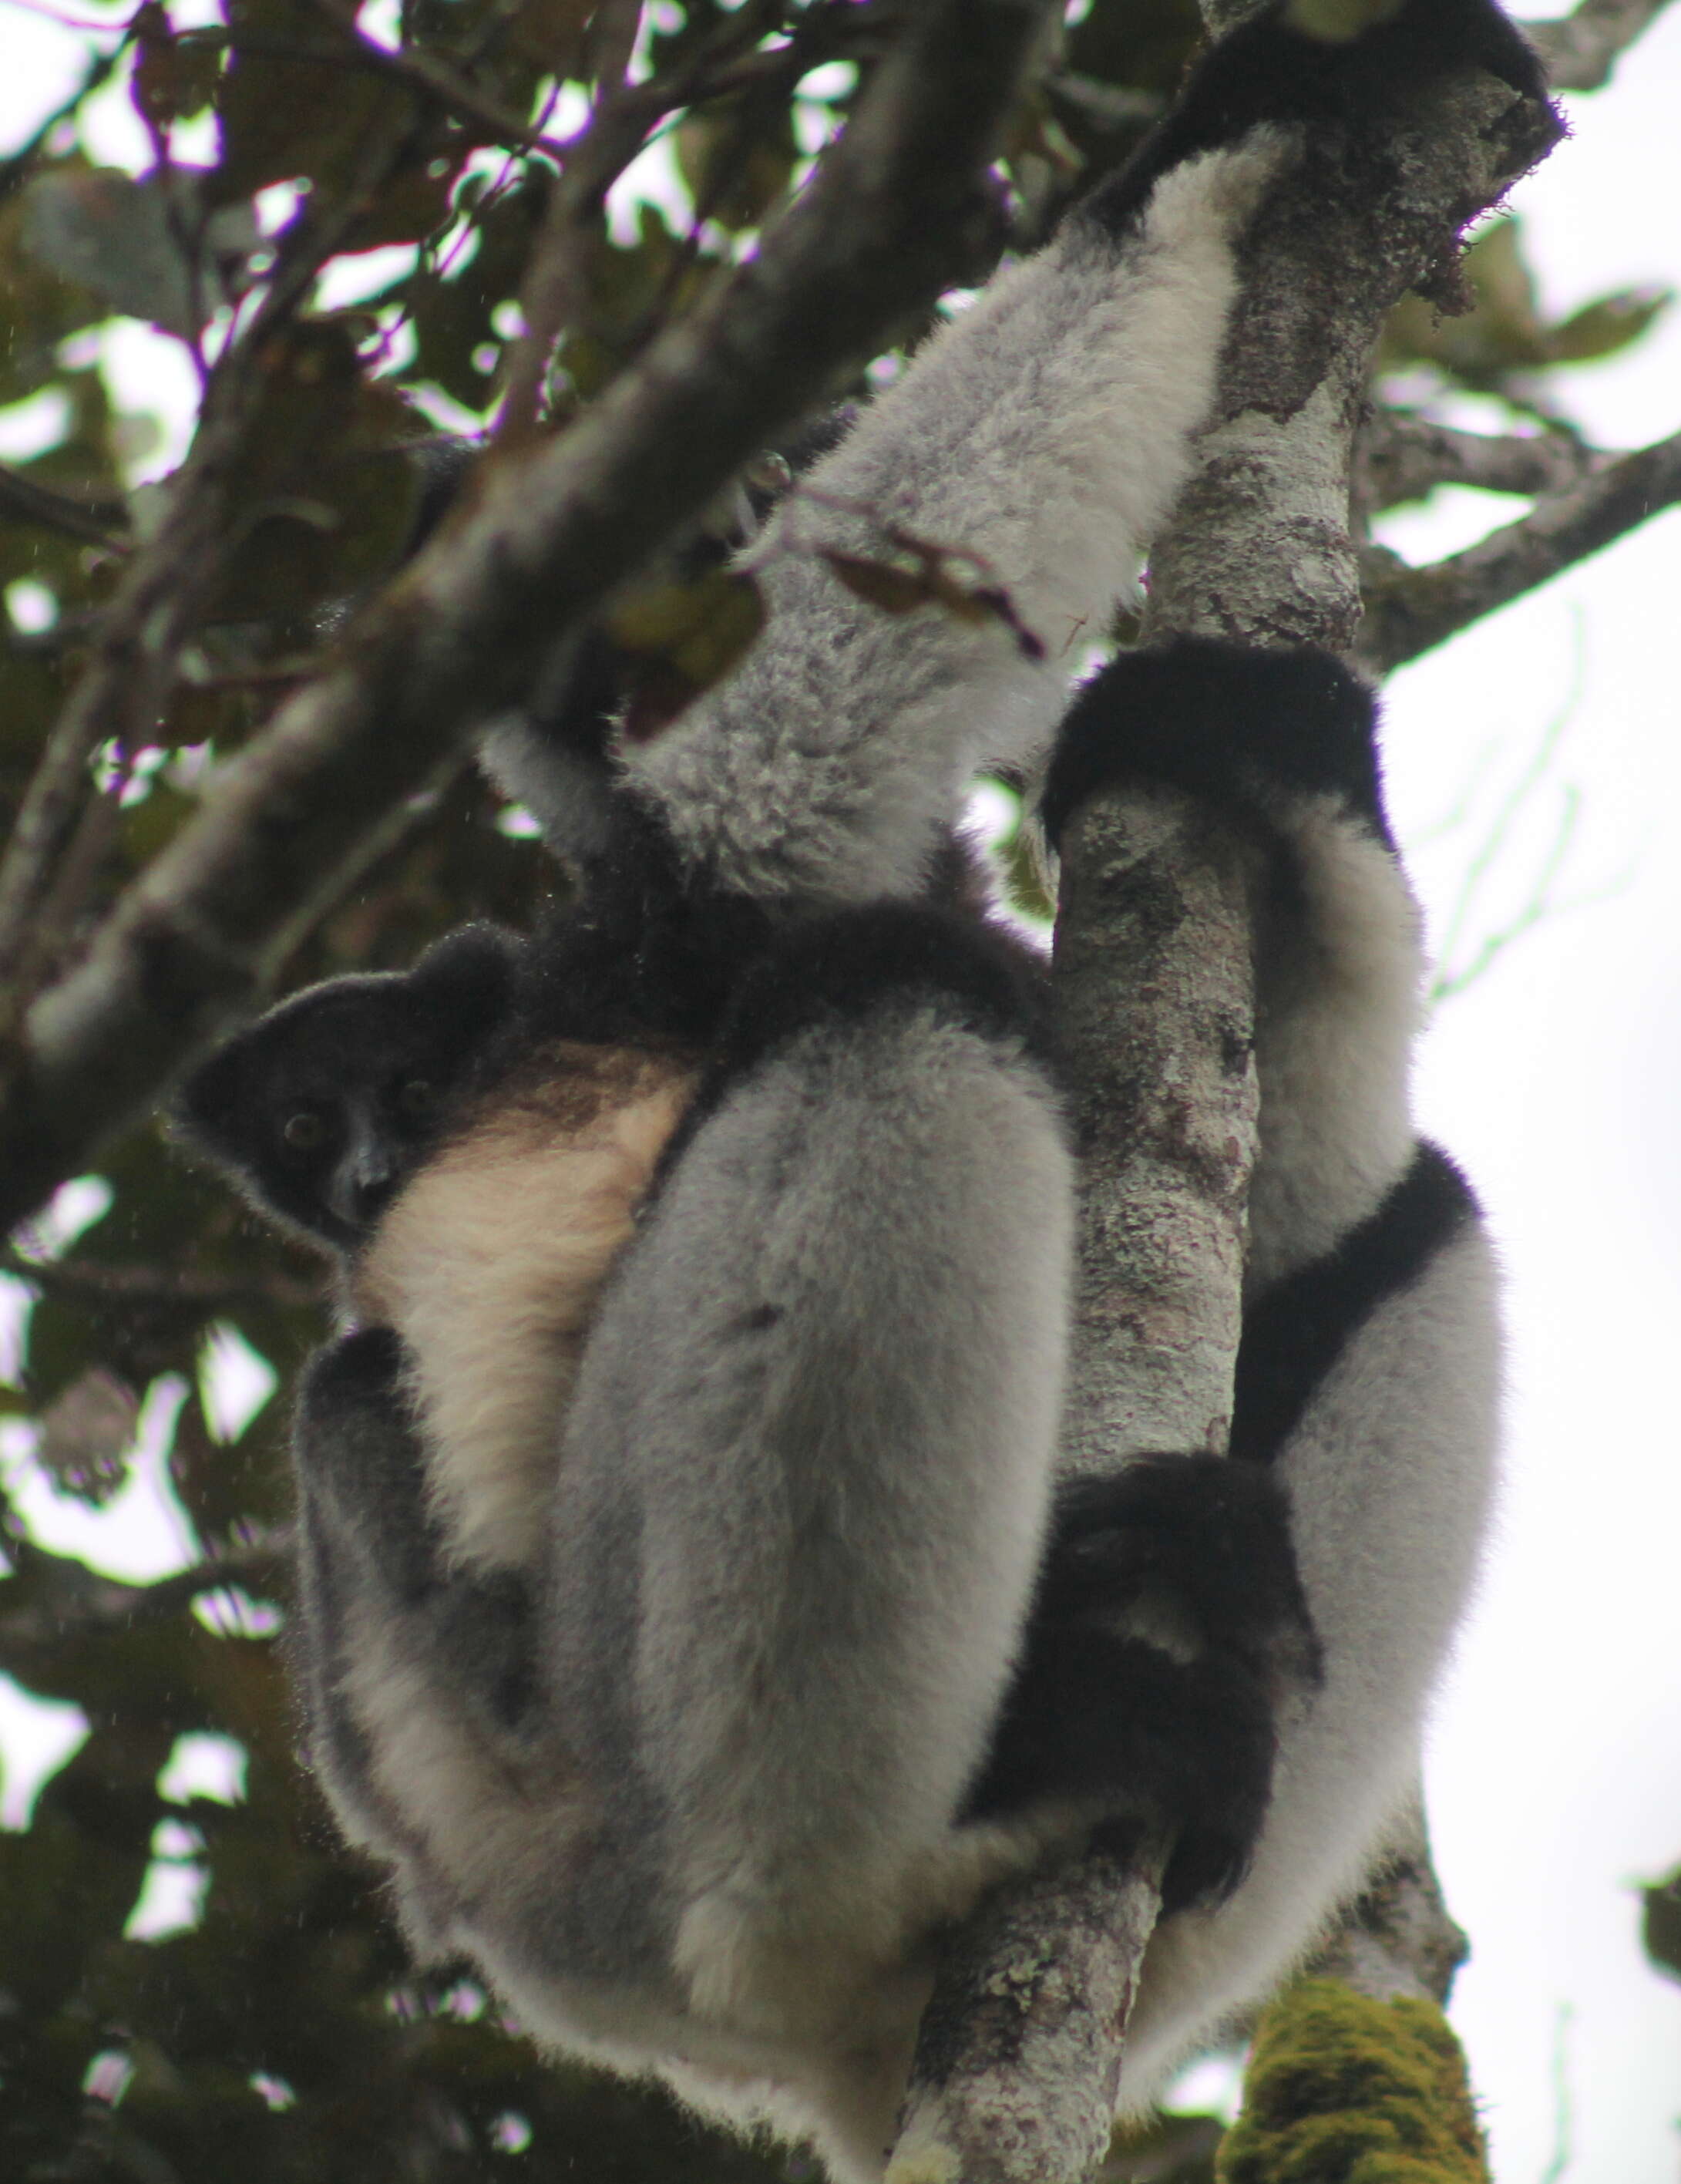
[398,1078,435,1118]
[282,1109,328,1152]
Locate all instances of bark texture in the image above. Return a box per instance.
[1052,789,1261,1474]
[890,1848,1167,2184]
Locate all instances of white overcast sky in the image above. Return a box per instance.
[2,4,1681,2179]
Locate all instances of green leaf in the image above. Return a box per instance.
[1551,286,1673,363]
[22,167,257,341]
[606,569,765,735]
[1642,1867,1681,1984]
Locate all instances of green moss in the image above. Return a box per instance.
[1215,1979,1488,2184]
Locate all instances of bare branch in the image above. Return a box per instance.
[499,0,875,428]
[582,0,644,96]
[1355,409,1609,514]
[1360,426,1681,671]
[0,1533,288,1663]
[301,0,565,152]
[1308,1794,1469,2005]
[1,1247,323,1319]
[0,0,1061,1236]
[1147,69,1562,645]
[0,462,130,549]
[1527,0,1679,90]
[0,101,431,1021]
[893,1847,1169,2184]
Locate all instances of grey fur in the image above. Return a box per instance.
[485,140,1287,903]
[281,17,1515,2175]
[292,753,1496,2178]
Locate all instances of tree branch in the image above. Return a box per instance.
[1527,0,1679,90]
[1146,67,1560,644]
[1309,1793,1469,2006]
[496,0,883,428]
[1354,409,1609,514]
[0,1533,288,1667]
[0,0,1061,1236]
[0,461,130,549]
[1359,426,1681,670]
[1,1247,323,1319]
[0,99,432,1022]
[300,0,566,153]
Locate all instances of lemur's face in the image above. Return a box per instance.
[261,998,462,1247]
[177,984,489,1254]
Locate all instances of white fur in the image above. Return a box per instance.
[1246,803,1424,1290]
[338,1591,597,1949]
[574,1018,1078,2031]
[628,138,1291,904]
[356,1048,697,1572]
[1115,1220,1502,2101]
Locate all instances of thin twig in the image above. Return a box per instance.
[0,42,120,204]
[0,1531,291,1655]
[496,0,891,426]
[1356,409,1608,515]
[1528,0,1679,90]
[2,1247,324,1317]
[1360,427,1681,671]
[301,0,564,152]
[0,462,129,550]
[1428,632,1584,997]
[0,84,435,1022]
[1537,2002,1576,2184]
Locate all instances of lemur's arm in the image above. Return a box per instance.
[486,0,1547,907]
[288,1329,548,1958]
[1007,640,1501,2097]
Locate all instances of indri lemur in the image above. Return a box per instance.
[177,2,1540,2173]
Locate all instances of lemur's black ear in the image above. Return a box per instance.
[171,1029,261,1170]
[409,922,524,1040]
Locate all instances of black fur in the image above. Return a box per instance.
[1079,0,1549,247]
[173,923,524,1253]
[1231,1141,1481,1466]
[182,626,1400,1949]
[1041,638,1391,854]
[965,1456,1320,1910]
[508,796,772,1052]
[712,903,1051,1083]
[195,0,1514,2138]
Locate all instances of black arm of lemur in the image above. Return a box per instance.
[983,1134,1481,1914]
[967,641,1404,1909]
[507,789,778,1052]
[964,1455,1321,1910]
[1041,638,1392,856]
